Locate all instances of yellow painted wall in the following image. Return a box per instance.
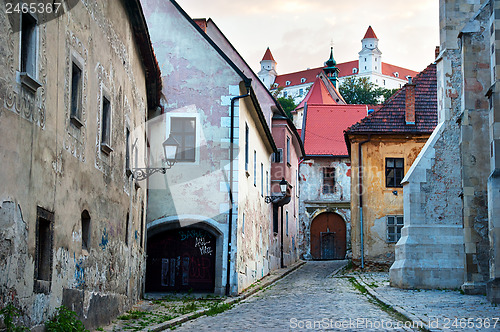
[349,134,429,264]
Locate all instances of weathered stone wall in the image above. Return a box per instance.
[298,157,351,260]
[0,0,151,328]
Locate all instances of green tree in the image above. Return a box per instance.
[339,77,397,105]
[277,96,297,120]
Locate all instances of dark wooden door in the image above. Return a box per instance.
[146,228,216,292]
[310,213,346,260]
[321,232,335,260]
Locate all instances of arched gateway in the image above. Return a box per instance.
[310,212,346,260]
[146,227,216,292]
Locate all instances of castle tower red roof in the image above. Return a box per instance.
[363,26,378,39]
[262,48,275,61]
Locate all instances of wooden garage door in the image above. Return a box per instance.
[310,213,346,260]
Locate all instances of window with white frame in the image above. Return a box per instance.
[286,210,289,236]
[253,150,257,187]
[245,123,249,172]
[272,148,283,163]
[300,78,306,83]
[70,62,83,126]
[286,137,290,166]
[260,163,263,196]
[387,215,404,242]
[285,81,291,86]
[170,117,196,162]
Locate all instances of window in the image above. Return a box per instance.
[285,80,291,86]
[253,150,257,187]
[266,171,269,196]
[125,127,131,174]
[364,66,367,70]
[387,215,404,242]
[286,210,289,236]
[21,13,37,77]
[375,66,377,71]
[394,72,399,78]
[140,206,145,248]
[34,207,53,293]
[101,96,112,153]
[261,163,264,196]
[353,68,357,74]
[70,62,83,126]
[273,206,278,234]
[299,88,303,96]
[322,167,335,194]
[301,78,306,83]
[283,91,287,98]
[364,58,367,62]
[171,117,196,162]
[386,158,404,188]
[125,213,130,246]
[273,148,283,163]
[245,123,249,172]
[375,58,377,62]
[286,137,290,165]
[81,210,90,250]
[383,80,386,86]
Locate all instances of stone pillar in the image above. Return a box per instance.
[459,5,491,295]
[390,0,486,289]
[486,0,500,304]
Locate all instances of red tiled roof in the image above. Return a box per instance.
[304,104,368,156]
[345,63,437,134]
[363,26,378,39]
[262,48,275,61]
[272,61,418,89]
[296,76,337,109]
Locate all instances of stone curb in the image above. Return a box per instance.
[143,260,306,332]
[353,275,432,332]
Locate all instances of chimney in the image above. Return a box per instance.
[193,18,207,33]
[405,78,416,125]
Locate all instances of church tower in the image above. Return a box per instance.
[358,26,382,75]
[258,48,277,89]
[324,47,340,89]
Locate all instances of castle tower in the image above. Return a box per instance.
[358,26,382,74]
[258,48,277,89]
[324,47,340,89]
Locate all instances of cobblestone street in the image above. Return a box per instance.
[172,261,406,331]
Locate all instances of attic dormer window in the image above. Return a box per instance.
[285,81,291,86]
[353,68,358,74]
[394,72,399,78]
[300,78,306,83]
[272,83,278,88]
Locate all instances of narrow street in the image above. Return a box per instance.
[172,261,406,331]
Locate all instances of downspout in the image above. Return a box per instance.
[358,135,371,269]
[226,82,251,296]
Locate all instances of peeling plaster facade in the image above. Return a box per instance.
[298,158,351,260]
[390,0,500,304]
[0,0,157,329]
[141,0,282,295]
[348,136,429,265]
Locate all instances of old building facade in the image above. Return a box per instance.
[141,0,303,296]
[0,0,160,328]
[345,64,437,266]
[390,0,500,304]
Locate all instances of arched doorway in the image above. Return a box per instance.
[146,227,216,292]
[310,213,346,260]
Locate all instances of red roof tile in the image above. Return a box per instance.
[345,63,437,135]
[272,61,418,89]
[296,76,337,109]
[304,104,367,156]
[363,26,378,39]
[262,48,275,61]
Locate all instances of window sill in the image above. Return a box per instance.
[20,72,42,93]
[34,279,51,294]
[101,142,113,155]
[70,115,84,128]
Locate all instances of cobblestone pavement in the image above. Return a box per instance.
[357,273,500,332]
[172,261,408,331]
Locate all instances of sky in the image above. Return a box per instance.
[175,0,439,75]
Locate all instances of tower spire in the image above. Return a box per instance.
[324,47,340,88]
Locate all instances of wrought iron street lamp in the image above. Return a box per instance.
[131,136,179,181]
[265,178,288,203]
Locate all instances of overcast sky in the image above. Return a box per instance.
[174,0,439,76]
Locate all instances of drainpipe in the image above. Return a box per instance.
[358,135,371,269]
[226,82,251,296]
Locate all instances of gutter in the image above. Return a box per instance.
[358,135,371,269]
[226,82,252,296]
